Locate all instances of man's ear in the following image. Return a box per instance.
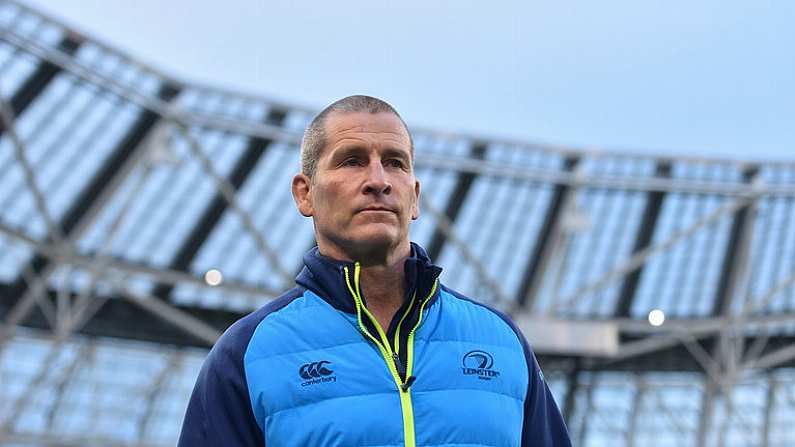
[292,173,314,217]
[411,178,420,220]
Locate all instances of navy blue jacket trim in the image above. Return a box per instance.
[440,285,572,447]
[177,287,304,447]
[296,242,442,315]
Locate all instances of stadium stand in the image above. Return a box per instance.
[1,1,794,445]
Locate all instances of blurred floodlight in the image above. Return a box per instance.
[648,309,665,327]
[204,269,223,286]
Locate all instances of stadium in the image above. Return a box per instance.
[1,1,795,446]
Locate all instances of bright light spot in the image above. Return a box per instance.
[648,309,665,327]
[204,269,223,286]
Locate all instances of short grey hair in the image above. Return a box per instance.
[300,95,414,179]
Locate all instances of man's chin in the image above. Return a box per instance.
[346,227,406,251]
[318,225,408,260]
[352,232,398,248]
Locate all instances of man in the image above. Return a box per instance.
[178,95,571,446]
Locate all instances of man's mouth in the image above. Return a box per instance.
[358,206,395,214]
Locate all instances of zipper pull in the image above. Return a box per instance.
[392,353,407,378]
[401,375,416,392]
[392,353,416,391]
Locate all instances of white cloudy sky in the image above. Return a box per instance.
[25,0,795,160]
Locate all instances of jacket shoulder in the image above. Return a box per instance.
[438,286,572,446]
[177,287,305,446]
[212,287,306,362]
[439,284,525,346]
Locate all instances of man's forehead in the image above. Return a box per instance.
[324,111,411,142]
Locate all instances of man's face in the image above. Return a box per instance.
[293,111,420,259]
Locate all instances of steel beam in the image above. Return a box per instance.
[0,97,64,241]
[743,342,795,370]
[712,166,760,317]
[626,375,644,447]
[615,162,671,317]
[695,376,716,447]
[0,339,65,433]
[648,387,692,442]
[136,351,183,440]
[152,108,287,301]
[4,288,227,347]
[419,195,509,305]
[761,374,776,447]
[414,153,795,197]
[426,142,487,261]
[557,190,755,312]
[709,167,760,391]
[517,156,579,308]
[4,82,181,317]
[561,360,581,424]
[5,25,795,201]
[0,35,81,136]
[575,374,595,447]
[43,341,92,429]
[0,221,281,300]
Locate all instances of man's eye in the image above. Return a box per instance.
[342,158,362,166]
[386,159,405,168]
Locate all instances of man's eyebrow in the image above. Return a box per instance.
[381,148,411,159]
[330,145,368,158]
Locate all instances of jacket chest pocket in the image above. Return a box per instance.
[258,349,410,446]
[411,388,524,446]
[263,387,407,446]
[407,342,528,446]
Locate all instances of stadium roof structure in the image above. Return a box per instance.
[1,1,795,445]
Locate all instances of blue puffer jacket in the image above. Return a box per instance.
[179,243,571,446]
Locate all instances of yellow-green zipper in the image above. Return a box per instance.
[393,292,416,354]
[344,263,438,447]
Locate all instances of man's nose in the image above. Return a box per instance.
[363,162,391,195]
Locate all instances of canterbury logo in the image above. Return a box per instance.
[299,361,333,379]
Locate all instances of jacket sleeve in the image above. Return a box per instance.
[178,341,265,446]
[519,335,572,446]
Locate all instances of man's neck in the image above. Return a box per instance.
[359,259,407,331]
[318,240,411,329]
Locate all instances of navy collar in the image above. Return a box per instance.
[295,242,443,314]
